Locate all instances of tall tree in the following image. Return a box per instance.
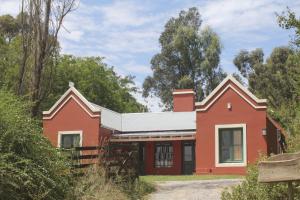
[142,7,226,110]
[18,0,77,116]
[277,8,300,48]
[234,47,298,108]
[41,55,147,114]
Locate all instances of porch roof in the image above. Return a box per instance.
[110,131,196,142]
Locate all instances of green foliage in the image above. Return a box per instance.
[0,90,71,200]
[40,55,146,114]
[221,164,296,200]
[277,8,300,47]
[143,7,226,109]
[234,47,298,108]
[0,13,146,116]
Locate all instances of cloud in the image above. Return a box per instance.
[122,61,152,74]
[0,0,20,16]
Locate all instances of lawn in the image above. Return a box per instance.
[140,174,244,182]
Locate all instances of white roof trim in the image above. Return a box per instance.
[173,91,195,95]
[195,74,267,107]
[43,95,100,119]
[113,131,196,137]
[196,84,267,112]
[43,86,100,116]
[111,131,196,142]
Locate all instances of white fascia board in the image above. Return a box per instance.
[195,74,267,106]
[172,91,195,95]
[113,131,196,137]
[43,87,100,115]
[196,85,267,111]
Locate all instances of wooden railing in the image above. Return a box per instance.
[67,142,139,181]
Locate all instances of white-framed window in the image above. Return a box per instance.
[215,124,247,167]
[57,131,83,149]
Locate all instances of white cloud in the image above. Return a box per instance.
[98,1,162,27]
[0,0,20,16]
[122,61,152,74]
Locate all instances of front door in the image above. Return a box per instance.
[138,142,145,175]
[182,141,195,174]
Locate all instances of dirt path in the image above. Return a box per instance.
[149,179,242,200]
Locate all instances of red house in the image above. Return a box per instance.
[43,75,285,175]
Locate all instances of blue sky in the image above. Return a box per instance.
[1,0,300,111]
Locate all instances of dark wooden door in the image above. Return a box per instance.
[182,141,195,174]
[138,142,145,175]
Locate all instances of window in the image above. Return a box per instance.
[155,143,173,168]
[61,134,81,149]
[58,131,82,163]
[58,131,82,149]
[219,128,243,163]
[215,124,246,167]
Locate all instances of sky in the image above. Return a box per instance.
[1,0,300,111]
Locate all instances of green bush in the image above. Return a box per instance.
[0,90,71,199]
[222,152,300,200]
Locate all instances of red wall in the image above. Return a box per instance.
[144,141,182,175]
[43,94,100,147]
[173,89,195,112]
[196,81,267,175]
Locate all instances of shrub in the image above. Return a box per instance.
[68,166,154,200]
[68,166,128,200]
[68,165,155,200]
[222,152,300,200]
[0,90,71,199]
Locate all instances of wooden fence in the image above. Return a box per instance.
[68,142,139,181]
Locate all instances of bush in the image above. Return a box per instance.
[0,90,71,199]
[68,166,128,200]
[68,165,155,200]
[222,154,300,200]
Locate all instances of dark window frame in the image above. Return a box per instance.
[154,142,174,168]
[218,128,244,163]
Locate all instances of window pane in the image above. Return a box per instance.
[219,128,243,163]
[184,146,192,161]
[61,134,80,149]
[233,130,242,145]
[234,146,242,161]
[155,143,173,168]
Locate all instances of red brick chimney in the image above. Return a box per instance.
[172,89,195,112]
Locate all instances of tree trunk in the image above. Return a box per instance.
[31,0,51,117]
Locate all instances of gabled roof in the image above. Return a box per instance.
[43,86,100,119]
[43,85,196,132]
[195,75,267,111]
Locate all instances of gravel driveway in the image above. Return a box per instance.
[149,179,242,200]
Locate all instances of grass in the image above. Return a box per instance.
[140,174,244,183]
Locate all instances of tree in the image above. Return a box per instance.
[277,8,300,47]
[234,47,298,108]
[17,0,77,116]
[0,90,71,199]
[142,7,226,109]
[40,55,147,113]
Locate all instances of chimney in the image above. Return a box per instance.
[172,89,195,112]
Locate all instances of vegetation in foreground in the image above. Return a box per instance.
[141,174,243,183]
[0,90,71,200]
[68,166,155,200]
